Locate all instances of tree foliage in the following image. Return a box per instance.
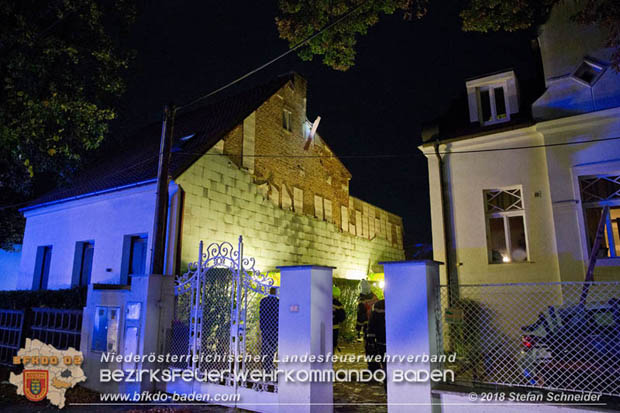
[276,0,620,71]
[276,0,419,71]
[572,0,620,69]
[0,0,135,249]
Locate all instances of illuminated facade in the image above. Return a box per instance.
[420,2,620,285]
[16,73,404,290]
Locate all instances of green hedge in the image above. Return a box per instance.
[0,286,87,310]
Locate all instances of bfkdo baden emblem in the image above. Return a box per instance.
[23,370,49,402]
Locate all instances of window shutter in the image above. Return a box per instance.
[120,235,133,284]
[269,184,279,207]
[369,208,375,239]
[282,184,292,210]
[314,195,324,219]
[293,187,303,214]
[324,199,332,223]
[32,246,45,290]
[71,242,85,287]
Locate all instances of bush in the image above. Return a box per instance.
[0,286,87,310]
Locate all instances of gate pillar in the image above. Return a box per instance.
[277,265,334,413]
[381,260,442,413]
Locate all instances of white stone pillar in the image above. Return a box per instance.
[277,265,334,413]
[381,260,442,413]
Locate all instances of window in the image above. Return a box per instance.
[484,187,529,263]
[32,246,52,290]
[92,306,119,352]
[282,109,292,132]
[579,174,620,258]
[121,234,147,284]
[72,241,94,287]
[573,59,605,86]
[477,85,509,125]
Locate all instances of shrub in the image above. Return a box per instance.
[0,286,87,310]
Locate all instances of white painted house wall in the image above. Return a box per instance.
[18,184,157,289]
[421,107,620,285]
[17,145,404,291]
[0,245,22,290]
[533,0,620,120]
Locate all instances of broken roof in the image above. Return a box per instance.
[24,73,295,210]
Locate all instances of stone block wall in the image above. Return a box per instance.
[176,148,404,279]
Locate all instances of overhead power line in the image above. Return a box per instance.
[178,2,368,111]
[3,134,618,211]
[176,135,620,158]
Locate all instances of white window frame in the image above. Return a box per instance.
[476,83,510,126]
[484,186,530,264]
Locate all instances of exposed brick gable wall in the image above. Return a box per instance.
[221,73,403,250]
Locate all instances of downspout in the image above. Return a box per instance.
[433,139,453,305]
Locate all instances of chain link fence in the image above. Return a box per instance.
[436,281,620,397]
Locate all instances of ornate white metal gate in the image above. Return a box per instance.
[170,236,279,393]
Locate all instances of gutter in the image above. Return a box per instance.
[433,139,453,303]
[19,178,158,213]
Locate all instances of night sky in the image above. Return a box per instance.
[114,0,542,247]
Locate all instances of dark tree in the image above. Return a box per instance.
[276,0,620,71]
[0,0,135,248]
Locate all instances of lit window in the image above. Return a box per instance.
[579,174,620,258]
[282,109,292,132]
[477,85,509,125]
[573,59,605,86]
[484,187,528,263]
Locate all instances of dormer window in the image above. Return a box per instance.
[466,70,518,127]
[572,59,605,86]
[478,86,508,125]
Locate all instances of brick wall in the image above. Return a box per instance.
[222,73,403,250]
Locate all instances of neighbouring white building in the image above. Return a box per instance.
[420,1,620,286]
[16,73,404,292]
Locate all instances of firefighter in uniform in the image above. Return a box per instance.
[356,279,379,370]
[332,286,346,351]
[356,279,378,341]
